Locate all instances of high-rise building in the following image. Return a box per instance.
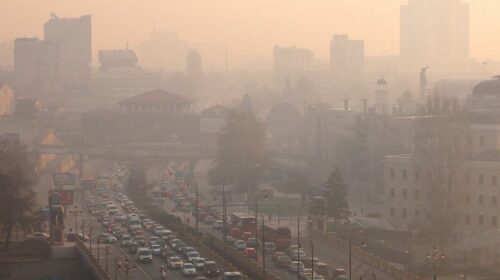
[14,38,62,97]
[330,34,364,78]
[400,0,469,67]
[273,46,313,90]
[44,14,91,94]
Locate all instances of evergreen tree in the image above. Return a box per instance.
[325,168,350,231]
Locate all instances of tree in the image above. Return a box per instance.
[209,109,268,193]
[415,93,468,248]
[0,139,38,249]
[325,168,350,232]
[280,167,311,207]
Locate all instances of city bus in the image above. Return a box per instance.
[230,212,256,238]
[261,223,292,250]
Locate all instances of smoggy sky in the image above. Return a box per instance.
[1,0,500,67]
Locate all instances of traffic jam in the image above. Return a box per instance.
[82,164,244,280]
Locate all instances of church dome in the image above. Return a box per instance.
[472,76,500,97]
[267,101,301,122]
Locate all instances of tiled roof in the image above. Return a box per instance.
[118,89,192,105]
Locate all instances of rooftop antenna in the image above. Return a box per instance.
[50,12,58,19]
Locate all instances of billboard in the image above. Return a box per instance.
[48,190,74,205]
[53,172,76,190]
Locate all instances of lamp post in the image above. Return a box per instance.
[222,183,227,253]
[81,219,86,237]
[97,237,100,264]
[427,247,445,280]
[261,214,266,280]
[69,205,83,236]
[297,215,301,280]
[105,246,110,273]
[195,178,199,242]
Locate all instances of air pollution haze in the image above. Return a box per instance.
[3,1,500,280]
[1,0,500,69]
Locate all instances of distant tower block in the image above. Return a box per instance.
[375,79,388,114]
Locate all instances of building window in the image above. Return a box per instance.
[479,174,484,185]
[414,209,420,220]
[390,168,395,179]
[465,214,470,225]
[402,169,408,180]
[402,208,407,219]
[493,196,497,206]
[466,135,472,145]
[493,216,498,227]
[390,207,395,217]
[480,136,485,146]
[465,173,470,184]
[479,195,484,205]
[493,175,497,186]
[479,215,484,226]
[415,171,420,181]
[466,195,471,204]
[415,189,420,200]
[403,189,407,200]
[390,188,395,198]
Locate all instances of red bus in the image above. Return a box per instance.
[230,212,256,238]
[261,224,291,250]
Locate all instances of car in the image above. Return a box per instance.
[150,244,162,255]
[135,247,153,263]
[264,242,276,254]
[203,261,220,277]
[288,261,305,273]
[120,235,132,246]
[243,248,257,260]
[204,216,215,225]
[181,263,197,276]
[129,241,139,253]
[167,256,183,269]
[98,233,117,243]
[246,238,257,248]
[272,251,285,262]
[291,249,306,261]
[276,255,292,268]
[314,262,330,277]
[30,232,50,241]
[212,220,223,230]
[192,257,206,269]
[222,272,243,280]
[225,236,236,245]
[186,251,201,262]
[234,240,246,250]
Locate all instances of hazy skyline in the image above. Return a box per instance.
[2,0,500,68]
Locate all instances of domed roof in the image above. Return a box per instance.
[376,78,387,85]
[472,76,500,96]
[267,101,301,122]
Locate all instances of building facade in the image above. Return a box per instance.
[330,34,364,79]
[273,46,313,91]
[400,0,469,67]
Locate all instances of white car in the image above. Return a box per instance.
[135,247,153,263]
[120,235,132,246]
[192,257,206,269]
[186,251,200,262]
[150,244,162,255]
[234,240,246,250]
[181,263,197,276]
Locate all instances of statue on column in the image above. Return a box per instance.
[49,192,65,225]
[419,66,429,97]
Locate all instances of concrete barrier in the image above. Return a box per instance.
[76,240,111,280]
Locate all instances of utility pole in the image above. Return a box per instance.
[105,246,109,273]
[310,238,314,277]
[255,195,258,240]
[349,239,352,280]
[195,178,199,241]
[297,215,301,280]
[222,184,227,253]
[262,215,266,280]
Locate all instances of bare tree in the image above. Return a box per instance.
[325,168,350,232]
[0,139,38,249]
[414,93,468,248]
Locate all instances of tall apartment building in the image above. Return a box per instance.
[44,14,92,94]
[273,46,313,91]
[400,0,469,68]
[330,34,364,79]
[14,38,62,97]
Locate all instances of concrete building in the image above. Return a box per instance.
[374,79,389,115]
[44,14,91,94]
[330,34,364,78]
[384,78,500,243]
[14,37,62,98]
[0,84,14,117]
[273,46,313,91]
[98,49,138,70]
[400,0,469,68]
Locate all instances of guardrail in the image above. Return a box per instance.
[75,240,111,280]
[311,231,421,280]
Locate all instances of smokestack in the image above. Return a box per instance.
[344,99,349,111]
[363,99,367,115]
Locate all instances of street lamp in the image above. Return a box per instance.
[105,246,111,273]
[69,205,83,236]
[426,247,446,280]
